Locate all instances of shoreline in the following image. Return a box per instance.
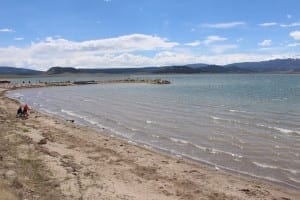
[0,86,299,199]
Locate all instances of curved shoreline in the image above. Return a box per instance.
[0,86,299,199]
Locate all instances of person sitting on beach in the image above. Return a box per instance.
[16,106,23,118]
[23,104,30,117]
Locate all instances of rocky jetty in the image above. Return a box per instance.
[0,78,170,90]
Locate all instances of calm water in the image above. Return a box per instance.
[8,74,300,189]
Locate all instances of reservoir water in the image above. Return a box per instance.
[7,74,300,189]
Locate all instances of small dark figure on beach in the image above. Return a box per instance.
[16,106,23,118]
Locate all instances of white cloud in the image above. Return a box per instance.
[258,39,272,46]
[0,33,300,70]
[287,14,292,19]
[184,36,227,47]
[28,34,178,55]
[290,31,300,40]
[0,44,299,70]
[203,22,245,29]
[0,34,178,70]
[14,37,24,41]
[210,44,238,54]
[203,35,227,45]
[280,22,300,27]
[185,40,201,47]
[0,28,15,33]
[288,43,300,47]
[259,22,278,27]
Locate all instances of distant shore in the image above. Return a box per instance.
[0,78,171,90]
[0,85,299,199]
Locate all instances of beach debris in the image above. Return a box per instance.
[38,138,47,145]
[73,80,97,85]
[0,80,11,84]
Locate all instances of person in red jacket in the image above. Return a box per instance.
[23,104,30,117]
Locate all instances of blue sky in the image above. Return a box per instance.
[0,0,300,70]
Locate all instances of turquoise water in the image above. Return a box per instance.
[8,74,300,189]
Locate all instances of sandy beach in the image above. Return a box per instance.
[0,86,299,200]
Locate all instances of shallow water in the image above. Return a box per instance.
[8,74,300,189]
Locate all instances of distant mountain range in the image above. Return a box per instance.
[1,58,300,76]
[225,58,300,72]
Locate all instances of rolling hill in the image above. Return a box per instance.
[1,58,300,76]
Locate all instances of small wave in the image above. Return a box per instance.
[168,136,243,158]
[61,109,80,117]
[168,136,206,150]
[253,162,298,174]
[229,109,250,114]
[210,116,221,120]
[257,124,300,135]
[208,148,243,158]
[273,127,300,135]
[210,115,249,126]
[289,177,300,184]
[127,140,137,145]
[193,144,207,151]
[61,109,98,126]
[271,98,282,101]
[146,120,155,124]
[151,134,160,138]
[253,162,278,169]
[170,137,189,144]
[40,108,58,115]
[61,109,137,139]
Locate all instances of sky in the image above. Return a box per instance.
[0,0,300,70]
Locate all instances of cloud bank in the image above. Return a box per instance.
[0,33,299,70]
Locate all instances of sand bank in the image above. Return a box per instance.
[0,86,299,200]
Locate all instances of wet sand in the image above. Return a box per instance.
[0,86,299,200]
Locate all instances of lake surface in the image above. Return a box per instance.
[8,74,300,189]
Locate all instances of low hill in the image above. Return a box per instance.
[46,67,79,74]
[0,66,42,75]
[45,65,250,75]
[154,65,252,74]
[1,58,300,76]
[226,58,300,72]
[46,66,159,74]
